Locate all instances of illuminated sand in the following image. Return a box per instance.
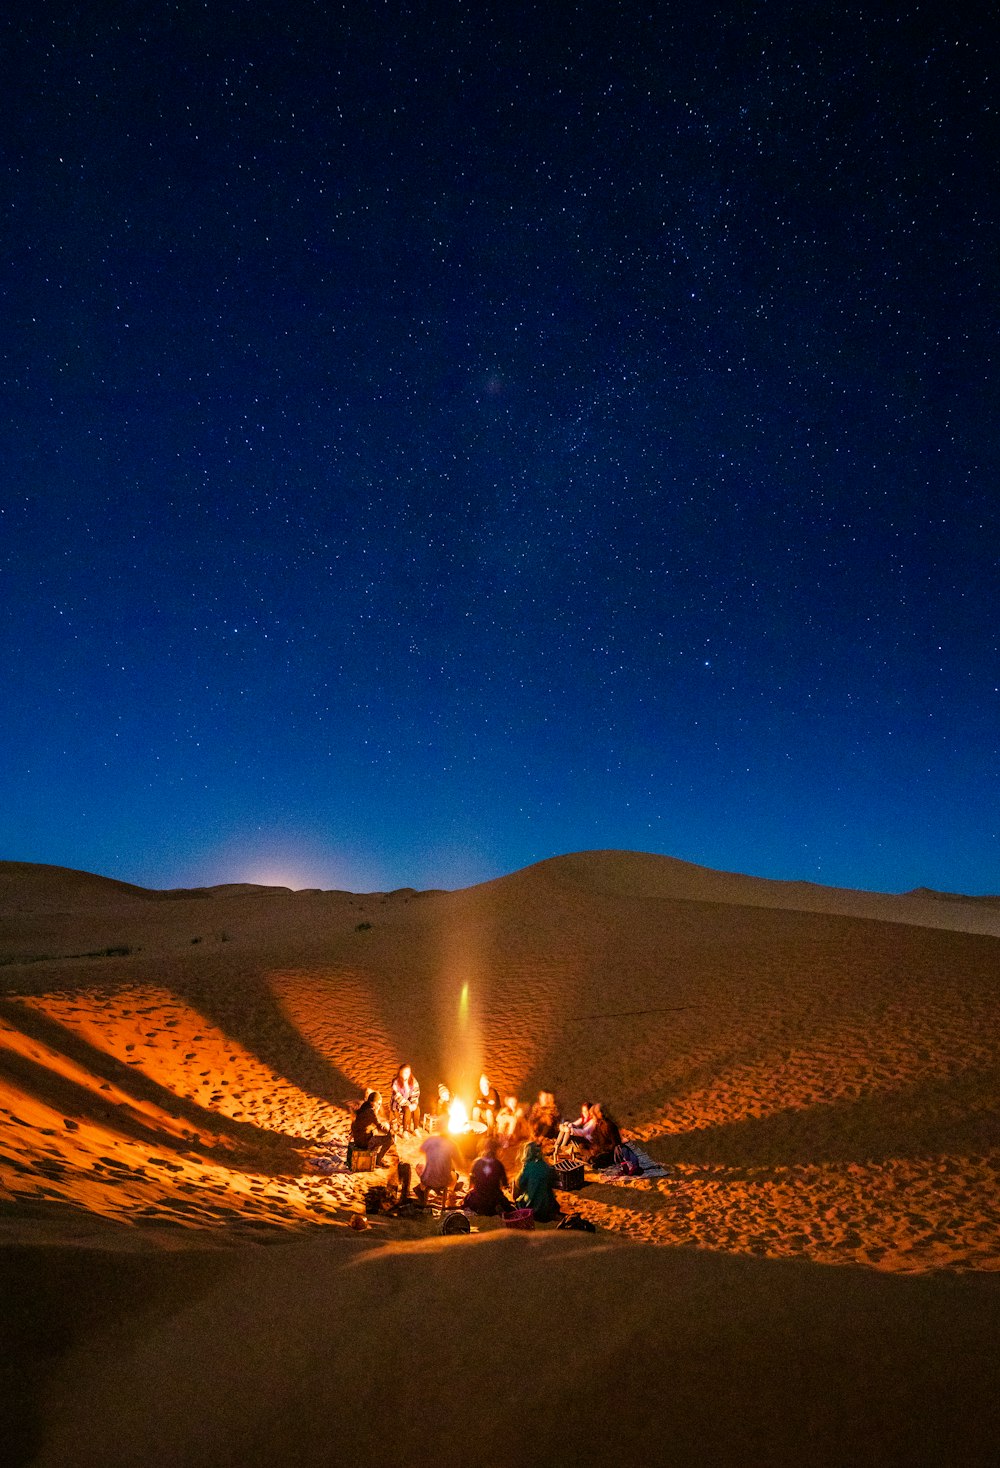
[2,852,1000,1464]
[2,852,998,1268]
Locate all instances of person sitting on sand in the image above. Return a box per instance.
[514,1140,561,1223]
[434,1083,452,1118]
[464,1138,512,1216]
[390,1063,421,1134]
[496,1094,530,1145]
[415,1126,463,1203]
[471,1072,501,1131]
[554,1101,595,1158]
[581,1103,622,1169]
[529,1090,561,1141]
[351,1089,393,1167]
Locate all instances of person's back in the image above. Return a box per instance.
[418,1132,461,1192]
[515,1141,561,1222]
[587,1105,622,1166]
[589,1117,615,1152]
[465,1148,510,1215]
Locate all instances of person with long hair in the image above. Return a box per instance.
[390,1062,421,1134]
[582,1102,622,1169]
[553,1101,595,1159]
[514,1139,561,1223]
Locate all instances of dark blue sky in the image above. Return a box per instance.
[2,2,997,895]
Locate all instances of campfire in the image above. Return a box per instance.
[445,1096,487,1141]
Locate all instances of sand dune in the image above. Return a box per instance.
[509,848,1000,936]
[2,850,999,1463]
[2,851,999,1265]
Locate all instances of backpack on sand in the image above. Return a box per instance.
[557,1212,597,1233]
[613,1143,643,1176]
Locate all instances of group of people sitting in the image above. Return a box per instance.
[349,1065,624,1223]
[427,1134,562,1221]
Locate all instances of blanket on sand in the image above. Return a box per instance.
[592,1144,671,1184]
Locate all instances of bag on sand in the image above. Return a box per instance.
[613,1143,643,1176]
[557,1212,597,1233]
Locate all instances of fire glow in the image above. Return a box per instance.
[447,1097,470,1134]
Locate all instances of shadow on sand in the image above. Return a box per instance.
[0,1000,307,1175]
[643,1065,1000,1168]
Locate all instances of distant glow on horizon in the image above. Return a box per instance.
[178,835,387,895]
[229,864,323,892]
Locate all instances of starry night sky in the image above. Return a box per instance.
[2,2,997,895]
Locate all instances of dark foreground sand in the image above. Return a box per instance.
[5,1231,1000,1467]
[2,851,999,1465]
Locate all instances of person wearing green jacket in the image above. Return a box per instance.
[514,1140,562,1222]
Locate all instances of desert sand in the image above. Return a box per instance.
[2,850,999,1465]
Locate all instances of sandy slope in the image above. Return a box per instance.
[8,1232,997,1468]
[2,850,999,1464]
[2,851,999,1266]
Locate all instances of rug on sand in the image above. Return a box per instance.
[592,1145,671,1184]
